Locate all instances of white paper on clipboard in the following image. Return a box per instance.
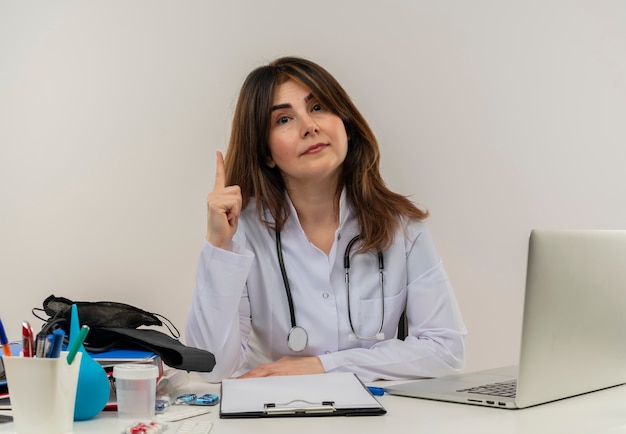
[219,372,386,417]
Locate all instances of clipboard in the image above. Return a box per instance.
[219,372,386,418]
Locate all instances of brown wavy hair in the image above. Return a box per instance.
[224,56,428,252]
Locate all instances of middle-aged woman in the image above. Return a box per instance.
[186,56,466,382]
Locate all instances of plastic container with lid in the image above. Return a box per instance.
[113,364,160,420]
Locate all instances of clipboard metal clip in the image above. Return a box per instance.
[264,400,336,415]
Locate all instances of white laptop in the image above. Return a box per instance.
[385,229,626,409]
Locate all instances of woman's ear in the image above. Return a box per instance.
[266,157,276,168]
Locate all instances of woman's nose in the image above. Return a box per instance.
[301,115,319,137]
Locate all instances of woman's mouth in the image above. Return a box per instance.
[302,143,327,155]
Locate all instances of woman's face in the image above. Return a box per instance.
[267,80,348,188]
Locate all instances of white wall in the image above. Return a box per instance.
[1,0,625,372]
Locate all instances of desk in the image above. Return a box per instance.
[2,375,626,434]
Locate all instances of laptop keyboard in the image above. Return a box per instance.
[457,379,517,398]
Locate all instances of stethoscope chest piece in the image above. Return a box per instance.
[287,326,308,352]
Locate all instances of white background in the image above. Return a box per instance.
[1,1,625,373]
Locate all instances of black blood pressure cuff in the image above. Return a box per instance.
[86,327,216,373]
[33,294,216,373]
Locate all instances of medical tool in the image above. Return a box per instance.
[276,232,385,352]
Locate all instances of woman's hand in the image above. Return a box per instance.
[237,356,324,378]
[206,151,242,250]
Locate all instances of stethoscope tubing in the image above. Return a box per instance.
[276,231,297,328]
[276,231,385,352]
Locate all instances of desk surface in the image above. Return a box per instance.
[2,376,626,434]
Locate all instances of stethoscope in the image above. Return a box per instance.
[276,231,385,352]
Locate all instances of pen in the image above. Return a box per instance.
[46,329,65,358]
[21,321,35,357]
[367,386,385,396]
[0,317,11,357]
[66,325,89,365]
[35,331,48,358]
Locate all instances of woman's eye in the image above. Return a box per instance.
[277,115,290,125]
[312,103,323,112]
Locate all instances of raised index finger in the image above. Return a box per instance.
[213,151,227,189]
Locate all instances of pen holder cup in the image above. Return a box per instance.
[3,352,82,434]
